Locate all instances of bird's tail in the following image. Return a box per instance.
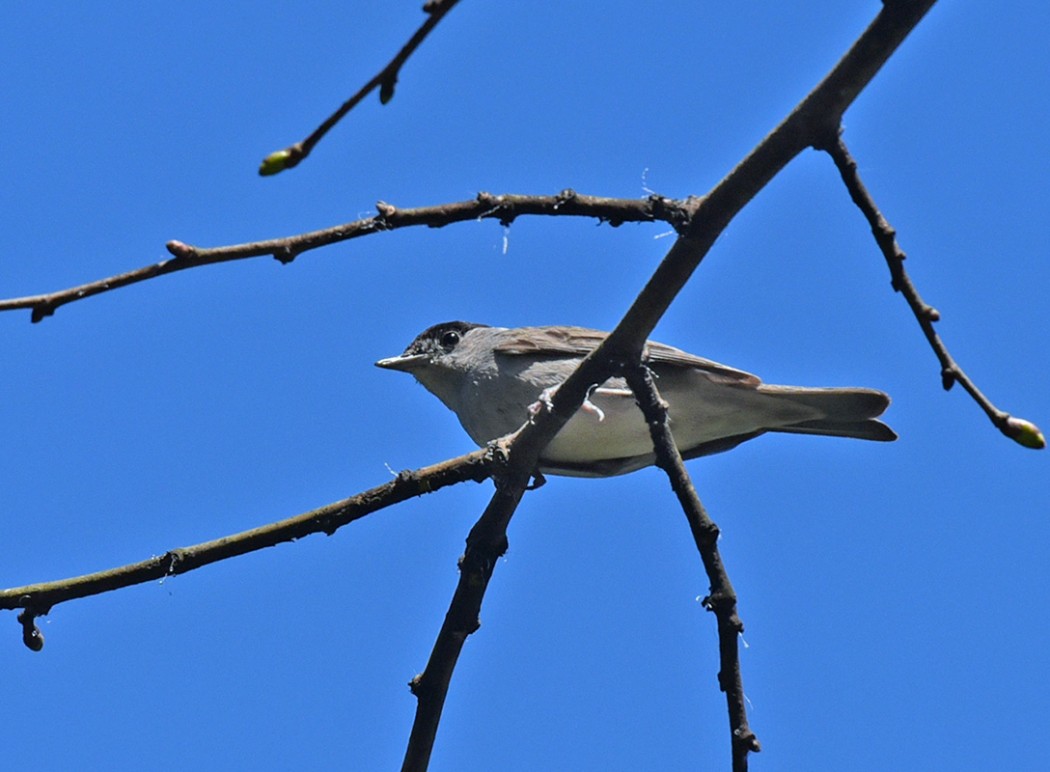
[757,385,897,442]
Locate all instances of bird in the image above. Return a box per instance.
[376,321,896,477]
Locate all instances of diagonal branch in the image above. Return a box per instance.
[0,449,493,649]
[0,191,690,323]
[402,443,531,772]
[258,0,462,175]
[821,133,1045,450]
[604,0,938,358]
[622,362,759,770]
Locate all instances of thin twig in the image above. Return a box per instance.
[0,449,493,649]
[821,132,1045,450]
[0,191,691,323]
[622,362,759,769]
[258,0,462,175]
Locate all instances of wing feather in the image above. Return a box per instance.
[493,326,759,386]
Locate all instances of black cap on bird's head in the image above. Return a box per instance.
[375,321,489,372]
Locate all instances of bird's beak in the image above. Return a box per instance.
[375,353,428,372]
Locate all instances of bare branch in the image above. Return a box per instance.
[0,449,493,648]
[821,132,1046,450]
[258,0,462,175]
[0,191,691,323]
[402,443,530,772]
[623,362,760,769]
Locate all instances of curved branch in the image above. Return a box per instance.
[0,191,691,323]
[821,133,1045,450]
[259,0,463,175]
[1,449,493,648]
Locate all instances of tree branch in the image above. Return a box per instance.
[606,0,938,358]
[402,442,531,772]
[622,362,759,769]
[0,449,493,649]
[821,132,1045,449]
[0,191,691,323]
[259,0,463,176]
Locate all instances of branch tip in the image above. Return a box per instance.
[734,728,762,754]
[701,589,736,617]
[258,145,302,177]
[407,673,424,696]
[30,304,55,324]
[1002,417,1046,450]
[941,368,956,391]
[17,607,44,652]
[379,76,397,105]
[165,240,197,260]
[272,246,297,265]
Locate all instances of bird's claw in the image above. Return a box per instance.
[528,386,558,422]
[528,385,604,422]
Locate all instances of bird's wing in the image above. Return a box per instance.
[493,326,760,386]
[491,326,607,356]
[643,340,760,386]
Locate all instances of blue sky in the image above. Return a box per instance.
[2,3,1048,770]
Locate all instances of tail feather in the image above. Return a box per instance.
[756,385,897,442]
[773,417,897,442]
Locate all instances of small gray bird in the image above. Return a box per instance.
[376,321,896,477]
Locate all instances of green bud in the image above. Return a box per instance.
[259,149,293,176]
[1004,417,1046,449]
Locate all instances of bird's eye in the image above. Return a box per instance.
[440,330,461,349]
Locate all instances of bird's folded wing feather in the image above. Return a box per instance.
[493,326,760,386]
